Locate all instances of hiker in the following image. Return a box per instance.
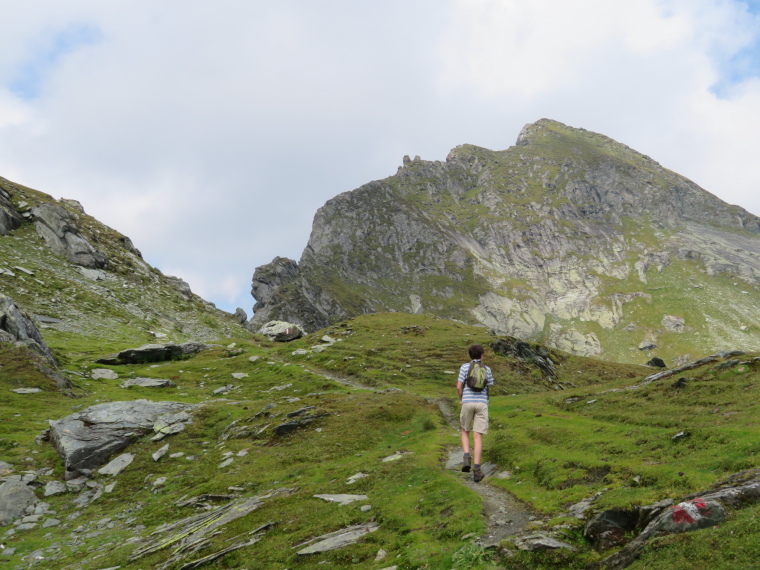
[457,343,494,482]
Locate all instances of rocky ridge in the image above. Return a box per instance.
[0,176,246,347]
[249,119,760,364]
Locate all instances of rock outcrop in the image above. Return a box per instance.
[0,295,57,366]
[0,186,23,235]
[591,467,760,568]
[48,400,196,479]
[249,119,760,362]
[31,203,108,268]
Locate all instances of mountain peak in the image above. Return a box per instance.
[250,121,760,365]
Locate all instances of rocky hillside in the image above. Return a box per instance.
[0,176,247,356]
[250,119,760,365]
[3,171,760,569]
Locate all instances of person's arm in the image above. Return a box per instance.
[457,364,466,402]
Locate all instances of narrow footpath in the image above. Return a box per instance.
[303,365,534,547]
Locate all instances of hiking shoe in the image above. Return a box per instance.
[461,455,471,473]
[473,466,484,483]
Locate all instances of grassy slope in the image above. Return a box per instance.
[3,312,759,569]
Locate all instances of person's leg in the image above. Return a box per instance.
[460,429,472,472]
[472,431,483,465]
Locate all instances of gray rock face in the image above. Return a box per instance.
[249,257,307,329]
[0,476,38,526]
[48,400,195,479]
[31,203,108,268]
[0,295,57,366]
[248,119,760,359]
[0,186,23,235]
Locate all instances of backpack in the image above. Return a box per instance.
[466,361,488,392]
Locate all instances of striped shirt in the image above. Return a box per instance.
[457,360,494,404]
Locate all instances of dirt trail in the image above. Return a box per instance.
[434,399,533,546]
[303,366,534,546]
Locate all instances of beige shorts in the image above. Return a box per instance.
[460,402,489,434]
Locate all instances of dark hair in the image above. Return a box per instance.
[468,344,484,360]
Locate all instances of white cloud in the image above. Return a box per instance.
[1,1,760,315]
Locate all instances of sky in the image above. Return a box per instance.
[1,0,760,315]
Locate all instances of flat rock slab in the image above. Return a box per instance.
[44,481,67,497]
[121,378,176,388]
[11,388,41,394]
[381,451,412,463]
[514,534,576,551]
[152,444,170,462]
[98,453,135,476]
[91,368,119,380]
[296,523,379,555]
[347,472,369,485]
[314,494,368,505]
[48,400,195,479]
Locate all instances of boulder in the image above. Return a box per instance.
[91,368,119,380]
[97,341,209,365]
[584,509,639,550]
[233,307,248,324]
[48,400,195,479]
[651,498,725,533]
[0,476,38,526]
[59,198,85,213]
[166,275,193,298]
[259,321,304,342]
[646,357,667,368]
[31,203,108,268]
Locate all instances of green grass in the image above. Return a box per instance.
[4,311,760,569]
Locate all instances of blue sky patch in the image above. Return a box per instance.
[10,23,102,100]
[710,2,760,97]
